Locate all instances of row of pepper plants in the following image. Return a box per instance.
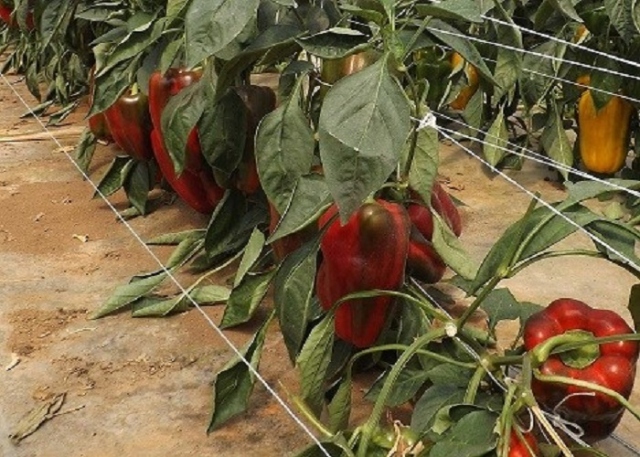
[3,0,640,455]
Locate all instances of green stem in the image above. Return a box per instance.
[533,371,640,422]
[551,332,640,354]
[464,365,486,404]
[291,395,334,439]
[402,72,422,180]
[356,327,447,457]
[529,332,592,367]
[457,274,503,331]
[488,354,525,367]
[507,250,605,278]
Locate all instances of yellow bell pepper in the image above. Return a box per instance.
[578,88,634,174]
[449,53,479,110]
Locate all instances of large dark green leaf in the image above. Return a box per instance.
[123,161,151,215]
[415,0,484,23]
[411,385,466,433]
[208,313,272,432]
[275,238,322,361]
[297,28,370,59]
[94,156,134,199]
[74,128,96,174]
[365,369,430,407]
[405,125,439,205]
[540,100,573,180]
[297,314,335,415]
[605,0,636,42]
[220,270,276,329]
[429,410,498,457]
[256,79,315,214]
[185,0,261,68]
[318,55,411,221]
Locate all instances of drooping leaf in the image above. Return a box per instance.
[94,156,134,199]
[429,410,498,457]
[220,270,276,329]
[432,213,478,280]
[482,107,509,167]
[365,369,431,407]
[405,124,439,205]
[318,55,411,221]
[123,160,150,215]
[91,272,168,319]
[327,375,352,433]
[411,385,466,434]
[208,312,272,432]
[541,100,573,180]
[74,128,97,174]
[234,229,266,287]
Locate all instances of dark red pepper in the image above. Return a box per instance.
[524,298,640,442]
[232,85,277,195]
[0,5,11,25]
[508,429,540,457]
[87,67,113,143]
[103,86,153,161]
[148,68,224,214]
[316,200,410,348]
[406,183,461,283]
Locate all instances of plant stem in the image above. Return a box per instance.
[464,365,486,404]
[457,274,503,331]
[356,327,447,457]
[402,72,422,181]
[291,395,334,439]
[533,371,640,421]
[507,250,604,278]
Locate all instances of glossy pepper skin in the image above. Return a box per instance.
[148,68,224,214]
[578,86,634,174]
[103,88,153,161]
[449,52,479,111]
[508,429,540,457]
[406,183,462,283]
[316,200,410,348]
[232,85,277,195]
[524,298,639,442]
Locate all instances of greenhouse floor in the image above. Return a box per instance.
[0,72,639,456]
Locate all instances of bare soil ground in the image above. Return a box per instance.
[0,72,638,456]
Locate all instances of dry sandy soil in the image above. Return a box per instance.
[0,72,639,456]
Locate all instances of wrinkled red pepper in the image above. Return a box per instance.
[148,68,223,214]
[316,200,410,348]
[103,86,153,161]
[524,298,640,442]
[232,85,276,195]
[406,183,461,283]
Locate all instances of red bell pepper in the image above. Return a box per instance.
[406,183,461,283]
[524,298,640,442]
[508,429,540,457]
[103,86,153,161]
[0,5,11,25]
[148,68,223,214]
[316,200,410,348]
[87,66,113,143]
[232,85,277,195]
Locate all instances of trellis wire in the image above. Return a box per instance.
[0,73,333,457]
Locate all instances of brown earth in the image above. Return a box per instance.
[0,71,638,457]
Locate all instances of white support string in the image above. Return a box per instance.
[424,26,640,83]
[0,73,332,457]
[483,16,640,72]
[432,113,640,200]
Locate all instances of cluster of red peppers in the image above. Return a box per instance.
[87,68,277,214]
[315,183,462,348]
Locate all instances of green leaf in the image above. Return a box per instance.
[165,236,205,270]
[415,0,483,23]
[327,375,352,433]
[429,410,498,457]
[274,238,322,361]
[220,270,276,329]
[427,363,474,387]
[89,57,140,116]
[297,314,335,415]
[482,107,508,167]
[411,385,466,433]
[606,0,636,42]
[123,161,150,215]
[208,312,272,432]
[268,174,332,244]
[479,288,530,331]
[541,100,573,180]
[204,190,248,259]
[628,284,640,331]
[146,229,206,245]
[565,179,640,203]
[185,0,261,68]
[234,229,266,287]
[92,272,168,319]
[297,28,370,59]
[94,156,133,199]
[190,285,232,304]
[74,128,97,174]
[405,125,439,205]
[432,213,478,280]
[492,22,522,103]
[365,369,430,407]
[161,80,207,175]
[590,57,622,110]
[548,0,583,22]
[131,296,185,318]
[256,79,315,214]
[586,219,640,268]
[318,55,411,221]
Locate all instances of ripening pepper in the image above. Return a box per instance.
[578,87,634,174]
[103,85,153,161]
[232,85,277,195]
[0,5,11,25]
[449,52,479,111]
[148,68,224,214]
[508,429,540,457]
[524,298,640,442]
[406,183,462,283]
[319,50,379,99]
[316,200,410,348]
